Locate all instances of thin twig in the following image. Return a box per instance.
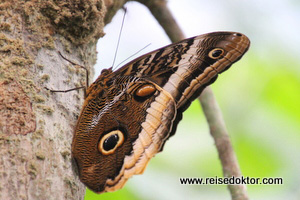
[135,0,184,42]
[135,0,249,199]
[199,88,249,200]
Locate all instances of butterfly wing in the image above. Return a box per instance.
[72,78,177,193]
[113,31,250,137]
[72,32,250,193]
[114,32,249,108]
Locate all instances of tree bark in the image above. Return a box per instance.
[0,1,106,199]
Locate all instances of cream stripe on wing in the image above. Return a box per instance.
[103,85,176,193]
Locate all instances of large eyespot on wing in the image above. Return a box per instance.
[98,130,125,155]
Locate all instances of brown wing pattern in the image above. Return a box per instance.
[72,32,250,193]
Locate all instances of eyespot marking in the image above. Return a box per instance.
[234,33,242,36]
[208,48,224,59]
[134,84,156,100]
[99,130,124,155]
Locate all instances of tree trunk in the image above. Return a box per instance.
[0,1,106,199]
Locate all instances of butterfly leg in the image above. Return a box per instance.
[45,51,89,97]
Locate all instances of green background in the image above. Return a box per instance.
[86,0,300,199]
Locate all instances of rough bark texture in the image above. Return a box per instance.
[0,1,106,199]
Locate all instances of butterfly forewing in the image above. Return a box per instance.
[115,32,249,109]
[72,32,250,193]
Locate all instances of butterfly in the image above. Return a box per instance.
[71,31,250,193]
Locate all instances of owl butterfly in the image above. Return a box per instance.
[72,32,250,193]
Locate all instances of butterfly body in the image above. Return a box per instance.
[72,32,250,193]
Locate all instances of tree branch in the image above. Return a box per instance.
[199,88,249,200]
[135,0,249,199]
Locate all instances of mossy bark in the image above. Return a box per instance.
[0,1,107,199]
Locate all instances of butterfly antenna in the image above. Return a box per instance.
[115,43,151,69]
[111,7,127,69]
